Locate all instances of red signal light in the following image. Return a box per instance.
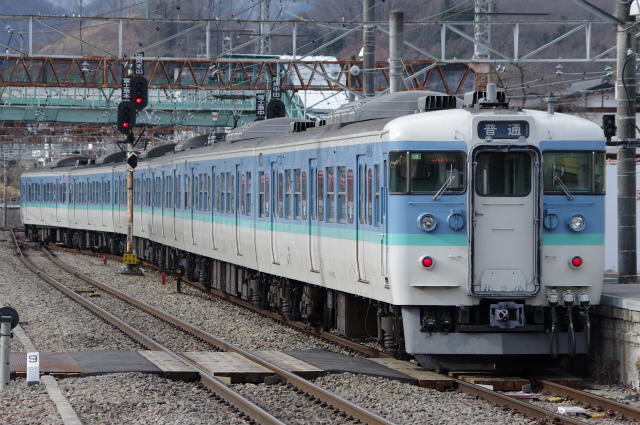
[135,97,143,104]
[421,256,434,269]
[571,256,583,268]
[123,122,130,128]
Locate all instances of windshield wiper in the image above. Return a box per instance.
[553,175,574,200]
[433,174,456,201]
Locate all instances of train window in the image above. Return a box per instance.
[285,170,292,219]
[259,172,265,217]
[389,152,408,193]
[175,175,181,209]
[278,172,284,218]
[337,167,346,223]
[317,170,324,221]
[184,175,190,210]
[294,169,301,220]
[272,170,277,218]
[476,151,531,196]
[121,179,126,205]
[246,172,252,216]
[240,172,245,215]
[594,152,605,194]
[115,180,119,205]
[359,165,365,224]
[228,172,234,214]
[199,173,204,211]
[367,167,373,225]
[347,169,354,223]
[408,152,465,193]
[327,167,335,223]
[301,171,307,220]
[375,164,380,226]
[543,151,605,195]
[265,172,271,217]
[205,174,211,211]
[194,176,199,210]
[106,181,111,205]
[311,167,316,220]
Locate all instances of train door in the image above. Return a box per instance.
[470,146,541,296]
[308,158,319,271]
[356,156,368,282]
[270,162,278,264]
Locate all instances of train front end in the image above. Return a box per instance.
[384,94,606,369]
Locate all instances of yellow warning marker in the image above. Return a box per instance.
[546,397,563,402]
[89,293,101,297]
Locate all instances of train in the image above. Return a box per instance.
[21,85,606,370]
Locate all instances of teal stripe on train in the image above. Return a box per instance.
[542,233,605,246]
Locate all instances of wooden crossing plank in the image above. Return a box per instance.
[256,351,324,379]
[138,351,199,381]
[182,351,275,383]
[368,358,454,391]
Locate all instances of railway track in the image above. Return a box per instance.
[14,232,639,425]
[11,229,396,425]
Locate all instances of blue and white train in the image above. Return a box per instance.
[21,86,606,369]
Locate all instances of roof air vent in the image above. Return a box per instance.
[463,83,508,108]
[417,95,459,112]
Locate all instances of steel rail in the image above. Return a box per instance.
[52,245,390,360]
[452,378,589,425]
[40,245,397,425]
[8,233,286,425]
[534,379,640,421]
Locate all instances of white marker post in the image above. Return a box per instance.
[26,352,39,386]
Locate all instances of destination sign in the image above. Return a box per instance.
[477,121,529,140]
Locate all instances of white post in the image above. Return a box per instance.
[0,322,10,391]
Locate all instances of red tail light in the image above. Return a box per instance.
[421,256,434,269]
[571,256,583,268]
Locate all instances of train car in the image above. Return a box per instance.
[21,85,605,370]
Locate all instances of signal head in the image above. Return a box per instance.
[130,76,148,111]
[117,101,136,134]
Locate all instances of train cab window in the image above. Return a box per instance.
[327,167,335,223]
[285,170,292,219]
[294,169,301,220]
[476,152,531,196]
[543,151,605,195]
[278,172,284,218]
[337,167,346,223]
[301,171,307,220]
[246,172,252,216]
[389,152,408,193]
[317,170,324,221]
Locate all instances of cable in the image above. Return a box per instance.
[567,304,576,357]
[620,52,640,135]
[549,304,559,358]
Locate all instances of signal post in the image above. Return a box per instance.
[118,64,147,276]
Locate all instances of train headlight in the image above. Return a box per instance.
[418,214,437,232]
[569,214,586,232]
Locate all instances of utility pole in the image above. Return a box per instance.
[616,1,638,283]
[389,10,404,94]
[362,0,375,97]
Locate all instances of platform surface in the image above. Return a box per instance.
[600,283,640,311]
